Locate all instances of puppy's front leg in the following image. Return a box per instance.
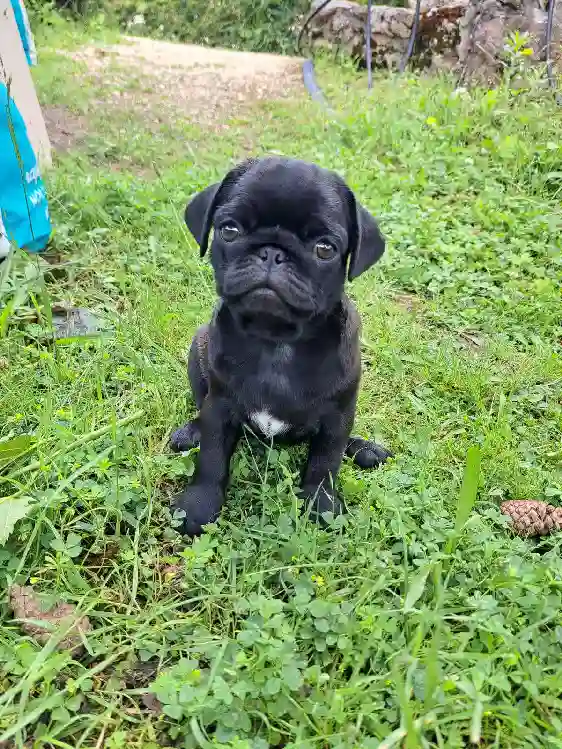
[301,410,352,524]
[173,396,239,536]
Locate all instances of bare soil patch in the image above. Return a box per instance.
[42,104,89,152]
[60,36,304,134]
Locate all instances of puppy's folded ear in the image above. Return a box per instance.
[185,159,257,257]
[346,193,386,281]
[184,183,220,257]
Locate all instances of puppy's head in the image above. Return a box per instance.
[185,157,385,340]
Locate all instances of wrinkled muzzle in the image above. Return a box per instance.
[221,249,317,314]
[220,248,318,339]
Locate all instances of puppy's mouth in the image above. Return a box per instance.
[222,264,317,317]
[240,312,299,339]
[231,287,300,340]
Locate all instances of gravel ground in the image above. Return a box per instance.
[65,36,305,130]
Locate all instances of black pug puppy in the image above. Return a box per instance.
[170,156,392,536]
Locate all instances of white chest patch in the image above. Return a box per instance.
[249,410,290,439]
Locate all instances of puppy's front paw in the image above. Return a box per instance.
[346,437,393,469]
[301,483,343,526]
[170,420,201,452]
[172,483,224,536]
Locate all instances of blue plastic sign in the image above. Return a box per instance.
[0,83,52,253]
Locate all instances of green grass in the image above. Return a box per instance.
[1,16,562,749]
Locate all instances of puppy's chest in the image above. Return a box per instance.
[244,344,297,403]
[247,409,290,439]
[222,343,317,434]
[224,343,294,392]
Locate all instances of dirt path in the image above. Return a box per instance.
[45,36,304,151]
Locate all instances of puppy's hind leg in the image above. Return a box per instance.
[346,436,393,469]
[170,324,210,452]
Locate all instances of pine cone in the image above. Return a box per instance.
[500,500,562,537]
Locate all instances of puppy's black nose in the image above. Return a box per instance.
[258,247,287,265]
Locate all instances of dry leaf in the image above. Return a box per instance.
[393,292,421,313]
[160,564,182,578]
[141,693,163,715]
[8,585,92,656]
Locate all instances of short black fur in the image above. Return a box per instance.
[171,157,392,536]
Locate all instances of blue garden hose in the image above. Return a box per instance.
[298,0,333,106]
[302,58,333,111]
[399,0,422,74]
[546,0,561,103]
[366,0,373,89]
[299,0,422,106]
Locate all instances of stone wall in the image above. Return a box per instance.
[307,0,561,81]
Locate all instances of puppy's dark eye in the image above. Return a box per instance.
[314,241,337,261]
[219,224,241,242]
